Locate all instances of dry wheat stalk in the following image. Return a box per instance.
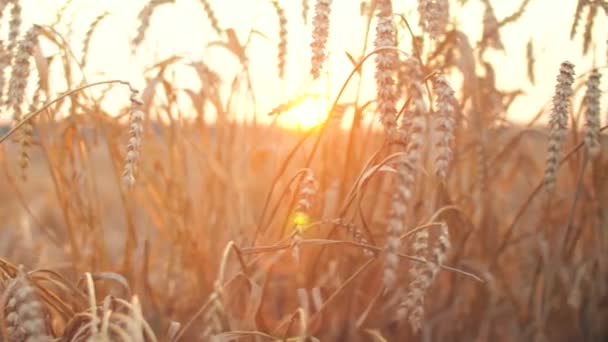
[1,267,52,341]
[397,223,450,332]
[122,91,145,187]
[310,0,331,79]
[374,0,398,139]
[583,69,601,158]
[431,75,456,181]
[272,1,288,79]
[132,0,174,52]
[7,25,38,128]
[544,61,575,193]
[417,0,449,40]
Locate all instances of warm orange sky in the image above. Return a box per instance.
[18,0,608,127]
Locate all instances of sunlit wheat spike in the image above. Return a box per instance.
[398,223,450,332]
[123,90,145,187]
[7,0,22,54]
[583,69,601,158]
[19,87,42,182]
[582,3,597,55]
[417,0,450,40]
[291,169,317,260]
[202,281,227,339]
[384,57,428,291]
[271,1,288,79]
[310,0,331,79]
[2,266,52,342]
[333,218,373,257]
[544,61,575,193]
[431,74,456,181]
[200,0,222,35]
[81,11,110,68]
[374,0,398,139]
[132,0,174,53]
[8,25,38,128]
[481,0,504,50]
[570,0,586,39]
[0,40,10,107]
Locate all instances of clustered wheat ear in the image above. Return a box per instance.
[544,61,575,193]
[2,267,52,341]
[374,0,398,139]
[7,0,21,55]
[584,69,601,158]
[383,58,428,291]
[310,0,331,79]
[0,40,10,106]
[398,223,451,333]
[431,74,456,181]
[19,88,42,181]
[132,0,174,53]
[81,12,110,68]
[123,91,145,187]
[417,0,450,40]
[272,1,288,79]
[8,25,38,128]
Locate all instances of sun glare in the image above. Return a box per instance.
[276,94,329,130]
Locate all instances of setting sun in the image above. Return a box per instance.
[275,93,328,130]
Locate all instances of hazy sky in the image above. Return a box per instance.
[17,0,607,126]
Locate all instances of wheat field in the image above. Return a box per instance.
[0,0,606,341]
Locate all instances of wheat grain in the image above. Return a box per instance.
[272,1,288,79]
[7,25,38,128]
[417,0,450,40]
[132,0,174,53]
[19,87,42,181]
[431,74,456,181]
[7,0,21,55]
[384,58,428,290]
[81,12,110,68]
[583,69,601,158]
[544,61,575,193]
[310,0,331,79]
[374,0,398,139]
[2,267,52,342]
[122,91,145,187]
[200,0,222,35]
[398,223,450,332]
